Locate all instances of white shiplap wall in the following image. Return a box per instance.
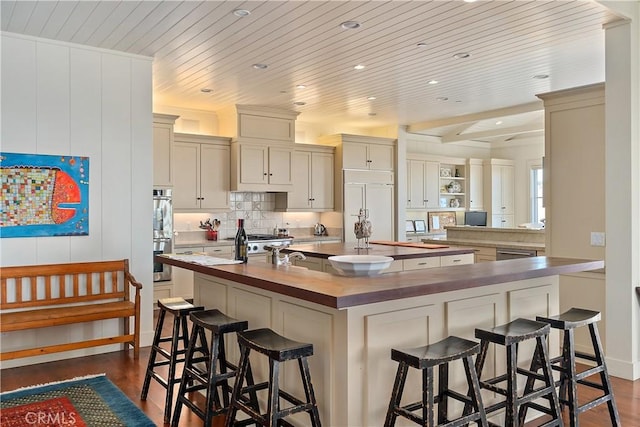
[0,32,154,368]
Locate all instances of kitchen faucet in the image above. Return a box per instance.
[265,244,307,266]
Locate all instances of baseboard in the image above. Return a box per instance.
[606,355,640,381]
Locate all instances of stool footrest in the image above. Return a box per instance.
[578,393,614,414]
[575,365,604,381]
[575,351,597,362]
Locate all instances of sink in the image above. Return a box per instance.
[327,255,394,277]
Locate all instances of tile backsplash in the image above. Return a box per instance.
[174,192,322,239]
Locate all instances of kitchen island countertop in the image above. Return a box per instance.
[280,241,474,260]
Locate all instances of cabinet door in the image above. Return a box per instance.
[500,165,515,214]
[268,146,293,185]
[343,183,366,243]
[311,152,334,209]
[239,144,268,184]
[408,160,426,208]
[468,162,484,210]
[368,144,394,171]
[366,183,394,241]
[424,161,440,208]
[342,142,369,169]
[153,123,173,187]
[173,142,200,209]
[200,144,230,210]
[288,151,312,209]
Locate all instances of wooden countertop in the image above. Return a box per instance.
[280,242,474,260]
[157,255,603,309]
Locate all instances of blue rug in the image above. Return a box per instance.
[0,374,155,426]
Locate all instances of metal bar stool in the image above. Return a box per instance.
[171,309,256,427]
[470,318,562,427]
[523,308,620,426]
[384,336,488,427]
[141,297,204,424]
[224,328,322,427]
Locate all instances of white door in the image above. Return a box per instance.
[468,162,484,210]
[311,152,334,209]
[500,165,515,214]
[268,146,293,185]
[408,160,425,209]
[239,144,268,184]
[368,144,394,171]
[424,161,440,208]
[289,151,312,209]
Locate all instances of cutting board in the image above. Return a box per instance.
[370,241,450,249]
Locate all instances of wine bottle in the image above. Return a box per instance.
[234,218,248,263]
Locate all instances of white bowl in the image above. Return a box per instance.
[327,255,394,277]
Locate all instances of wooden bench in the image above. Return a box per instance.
[0,259,142,361]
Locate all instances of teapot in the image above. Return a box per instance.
[314,223,327,236]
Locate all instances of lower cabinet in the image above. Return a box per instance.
[168,245,234,299]
[293,253,473,272]
[193,272,559,426]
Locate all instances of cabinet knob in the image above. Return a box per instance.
[269,173,273,176]
[263,173,268,176]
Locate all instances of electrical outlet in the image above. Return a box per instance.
[590,232,606,247]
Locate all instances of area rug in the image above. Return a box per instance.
[0,374,155,426]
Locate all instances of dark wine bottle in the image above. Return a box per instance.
[234,218,248,263]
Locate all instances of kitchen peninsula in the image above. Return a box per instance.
[157,254,602,426]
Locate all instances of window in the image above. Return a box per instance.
[530,166,545,225]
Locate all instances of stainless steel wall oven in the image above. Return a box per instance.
[153,188,173,282]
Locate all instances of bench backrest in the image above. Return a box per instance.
[0,259,133,310]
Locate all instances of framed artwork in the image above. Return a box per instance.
[1,152,89,238]
[427,211,456,233]
[405,220,415,233]
[414,219,427,233]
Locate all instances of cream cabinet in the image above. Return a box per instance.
[153,113,179,187]
[230,141,293,192]
[342,141,394,171]
[343,170,395,243]
[467,158,484,210]
[407,159,439,209]
[275,145,334,211]
[173,133,230,211]
[484,159,515,228]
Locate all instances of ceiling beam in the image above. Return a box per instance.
[407,101,543,133]
[441,122,544,143]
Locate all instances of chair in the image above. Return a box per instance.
[141,297,204,423]
[171,309,254,427]
[225,328,321,427]
[528,308,620,426]
[472,318,562,427]
[384,335,488,427]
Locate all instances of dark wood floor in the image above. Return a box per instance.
[1,312,638,426]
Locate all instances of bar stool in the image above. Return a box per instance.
[526,308,620,426]
[141,297,204,423]
[384,336,488,427]
[471,318,562,427]
[171,309,254,427]
[224,328,322,427]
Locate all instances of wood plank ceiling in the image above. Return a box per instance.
[1,1,621,141]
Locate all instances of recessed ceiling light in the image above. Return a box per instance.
[428,80,438,85]
[436,97,449,102]
[533,74,549,79]
[340,21,361,30]
[368,112,377,116]
[453,52,471,59]
[293,101,306,106]
[417,42,428,47]
[367,96,376,100]
[463,0,477,3]
[353,64,365,70]
[233,9,251,17]
[295,84,307,89]
[252,63,268,70]
[495,120,503,125]
[200,88,213,93]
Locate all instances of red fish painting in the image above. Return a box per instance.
[1,167,81,226]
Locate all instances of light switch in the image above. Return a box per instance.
[590,232,606,247]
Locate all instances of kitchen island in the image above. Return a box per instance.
[157,255,603,426]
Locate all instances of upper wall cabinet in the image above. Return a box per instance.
[319,134,396,172]
[153,113,179,187]
[173,133,231,211]
[275,145,335,211]
[219,104,300,144]
[230,141,293,192]
[406,159,439,209]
